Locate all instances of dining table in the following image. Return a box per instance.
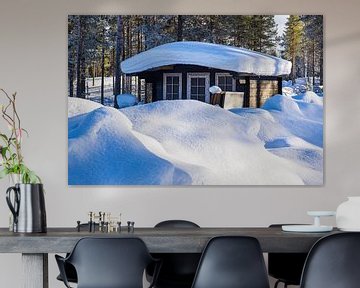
[0,226,339,288]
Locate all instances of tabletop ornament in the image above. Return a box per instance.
[336,197,360,231]
[76,211,135,233]
[282,211,336,232]
[0,89,46,233]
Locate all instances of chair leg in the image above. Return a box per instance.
[274,280,289,288]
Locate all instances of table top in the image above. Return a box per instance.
[0,227,340,254]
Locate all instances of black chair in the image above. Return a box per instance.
[147,220,201,288]
[55,237,160,288]
[268,224,308,288]
[191,236,270,288]
[56,223,99,284]
[300,232,360,288]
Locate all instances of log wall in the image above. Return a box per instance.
[249,79,279,108]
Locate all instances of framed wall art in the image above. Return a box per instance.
[68,15,323,185]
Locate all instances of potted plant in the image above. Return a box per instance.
[0,89,40,183]
[0,89,46,233]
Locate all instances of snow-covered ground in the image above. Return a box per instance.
[70,77,115,106]
[68,92,323,185]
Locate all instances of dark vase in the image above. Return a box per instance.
[6,183,47,233]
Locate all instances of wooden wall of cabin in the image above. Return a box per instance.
[141,68,281,107]
[246,78,281,108]
[142,65,246,102]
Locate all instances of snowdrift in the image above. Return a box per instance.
[231,94,323,184]
[68,95,323,185]
[116,93,138,108]
[68,97,103,117]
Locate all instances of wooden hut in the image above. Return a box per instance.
[121,41,291,108]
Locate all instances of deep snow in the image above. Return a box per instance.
[116,93,138,108]
[68,93,323,185]
[121,41,292,76]
[68,97,103,117]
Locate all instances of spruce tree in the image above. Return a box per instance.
[114,15,123,106]
[302,15,323,86]
[68,16,77,97]
[75,16,86,98]
[282,15,304,81]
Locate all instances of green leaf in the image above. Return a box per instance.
[0,133,8,142]
[0,168,9,179]
[21,128,29,137]
[17,164,41,184]
[1,147,8,157]
[28,171,40,184]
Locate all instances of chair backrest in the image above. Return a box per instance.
[300,232,360,288]
[67,237,153,288]
[152,220,201,284]
[155,220,200,228]
[268,224,308,285]
[191,236,270,288]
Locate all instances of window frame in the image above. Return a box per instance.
[186,72,210,103]
[163,73,182,100]
[215,73,236,92]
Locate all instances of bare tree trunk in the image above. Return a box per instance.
[68,47,75,97]
[137,17,142,53]
[76,16,86,98]
[303,48,307,78]
[312,40,315,88]
[291,52,297,82]
[319,43,323,86]
[114,16,123,108]
[177,15,183,41]
[127,19,131,57]
[100,29,105,105]
[92,62,95,86]
[68,61,74,97]
[209,17,214,43]
[112,48,115,94]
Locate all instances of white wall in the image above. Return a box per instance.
[0,0,360,287]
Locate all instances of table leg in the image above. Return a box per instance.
[22,253,48,288]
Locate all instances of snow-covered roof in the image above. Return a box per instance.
[121,41,292,76]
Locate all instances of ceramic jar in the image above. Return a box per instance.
[336,197,360,231]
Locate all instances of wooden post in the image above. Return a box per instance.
[256,78,261,108]
[244,76,250,108]
[22,253,48,288]
[277,77,283,95]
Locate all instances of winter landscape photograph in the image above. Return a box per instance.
[68,15,323,185]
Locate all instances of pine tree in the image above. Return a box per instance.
[75,16,86,98]
[282,15,304,81]
[177,15,183,41]
[302,15,323,85]
[114,15,123,107]
[68,16,77,97]
[141,15,176,49]
[97,16,112,105]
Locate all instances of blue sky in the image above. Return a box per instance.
[275,15,289,36]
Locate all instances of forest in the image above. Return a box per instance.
[68,15,323,106]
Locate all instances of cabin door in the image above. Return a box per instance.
[187,73,210,103]
[163,73,182,100]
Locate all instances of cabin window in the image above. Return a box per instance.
[215,73,236,92]
[163,73,182,100]
[187,73,210,103]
